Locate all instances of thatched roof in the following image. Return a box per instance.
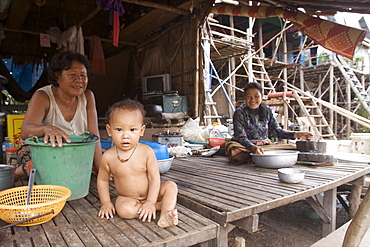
[0,0,210,64]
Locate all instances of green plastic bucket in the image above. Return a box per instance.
[25,132,98,201]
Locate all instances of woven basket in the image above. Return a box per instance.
[0,185,71,226]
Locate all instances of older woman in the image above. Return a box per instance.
[227,82,313,165]
[15,51,102,177]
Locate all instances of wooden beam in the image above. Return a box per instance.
[120,0,199,42]
[0,27,137,46]
[76,6,101,29]
[121,0,190,16]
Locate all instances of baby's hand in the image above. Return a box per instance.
[98,202,116,219]
[138,201,156,222]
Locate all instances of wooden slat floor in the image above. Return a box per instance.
[0,173,219,247]
[161,155,370,225]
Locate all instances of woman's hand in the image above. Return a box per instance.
[44,126,71,147]
[294,131,314,141]
[252,145,264,154]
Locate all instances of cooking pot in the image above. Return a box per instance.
[145,104,163,117]
[250,150,300,168]
[0,164,16,191]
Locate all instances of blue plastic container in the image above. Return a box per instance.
[139,140,169,160]
[100,138,113,150]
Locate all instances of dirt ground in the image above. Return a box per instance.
[227,197,351,247]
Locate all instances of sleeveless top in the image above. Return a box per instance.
[38,85,88,136]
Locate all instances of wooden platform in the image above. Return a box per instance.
[0,174,219,247]
[160,155,370,246]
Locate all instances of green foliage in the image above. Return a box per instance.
[356,103,370,133]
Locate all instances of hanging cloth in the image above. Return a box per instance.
[89,35,106,75]
[58,25,85,55]
[96,0,125,47]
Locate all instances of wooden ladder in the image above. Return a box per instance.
[250,56,276,96]
[293,93,337,140]
[204,90,221,125]
[334,55,370,116]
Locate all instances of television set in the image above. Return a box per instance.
[142,74,171,93]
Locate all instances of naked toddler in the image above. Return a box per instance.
[97,99,178,228]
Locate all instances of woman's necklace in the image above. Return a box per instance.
[116,145,137,163]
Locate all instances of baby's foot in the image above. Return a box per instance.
[157,209,178,228]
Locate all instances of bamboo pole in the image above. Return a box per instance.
[342,188,370,247]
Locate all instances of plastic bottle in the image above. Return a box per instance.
[6,146,18,166]
[2,137,14,163]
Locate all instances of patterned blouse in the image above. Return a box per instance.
[232,103,295,151]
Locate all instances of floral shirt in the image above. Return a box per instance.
[232,104,295,151]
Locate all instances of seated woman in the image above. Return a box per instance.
[226,82,313,165]
[15,50,102,178]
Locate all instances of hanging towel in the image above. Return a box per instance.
[58,25,85,55]
[89,35,106,75]
[113,12,119,47]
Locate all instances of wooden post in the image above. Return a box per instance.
[346,80,351,139]
[283,31,288,133]
[300,68,304,91]
[343,187,370,247]
[323,188,337,236]
[229,15,236,117]
[329,63,334,133]
[194,22,200,118]
[235,236,246,247]
[258,22,263,58]
[349,184,363,218]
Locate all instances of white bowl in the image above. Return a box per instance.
[157,156,174,174]
[278,168,305,183]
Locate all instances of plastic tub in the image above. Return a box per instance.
[100,138,113,151]
[139,140,169,160]
[25,133,98,201]
[350,133,370,155]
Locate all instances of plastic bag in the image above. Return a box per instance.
[168,146,192,157]
[179,117,208,143]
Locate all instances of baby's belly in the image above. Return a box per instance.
[114,178,149,199]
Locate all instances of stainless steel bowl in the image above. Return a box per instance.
[250,150,300,168]
[278,168,305,183]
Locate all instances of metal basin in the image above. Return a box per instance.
[0,164,16,191]
[250,150,300,168]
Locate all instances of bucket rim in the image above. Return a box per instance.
[25,133,99,146]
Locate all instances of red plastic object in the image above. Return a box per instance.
[208,138,226,148]
[267,91,294,98]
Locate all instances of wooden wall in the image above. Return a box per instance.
[133,16,204,119]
